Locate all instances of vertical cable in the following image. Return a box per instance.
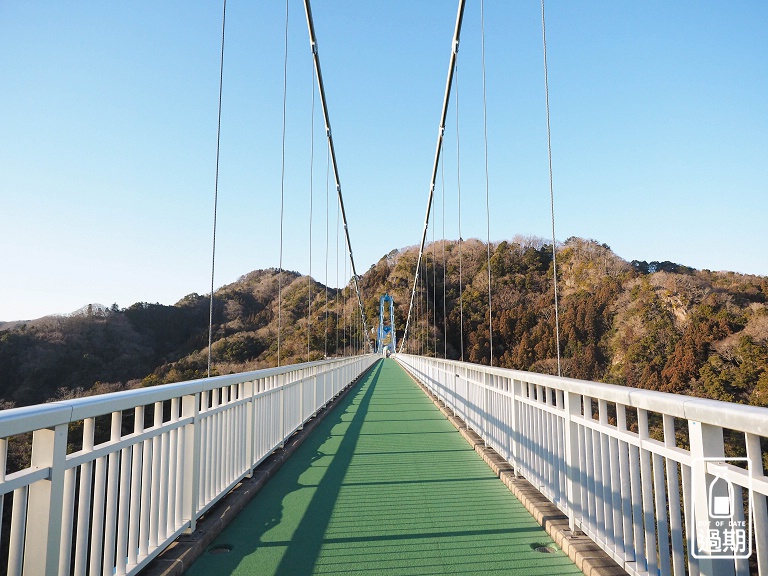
[423,259,428,355]
[308,59,315,363]
[541,0,562,376]
[481,0,494,366]
[421,266,424,355]
[441,142,447,360]
[343,249,347,356]
[424,257,428,355]
[335,191,340,356]
[207,0,227,378]
[455,63,465,363]
[324,140,330,357]
[277,0,289,368]
[432,198,437,358]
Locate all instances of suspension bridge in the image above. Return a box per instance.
[1,1,767,575]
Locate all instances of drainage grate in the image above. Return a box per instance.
[534,545,556,554]
[209,545,232,555]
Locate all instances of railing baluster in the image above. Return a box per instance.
[638,409,657,574]
[103,412,122,575]
[663,415,685,576]
[115,442,132,575]
[597,399,613,550]
[89,455,107,576]
[628,428,646,571]
[167,398,179,537]
[149,402,162,549]
[138,423,152,559]
[747,433,768,574]
[58,465,76,576]
[73,418,95,576]
[128,407,144,568]
[8,487,28,576]
[616,404,635,563]
[0,438,5,562]
[681,462,701,576]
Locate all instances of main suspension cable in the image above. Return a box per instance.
[304,0,371,347]
[541,0,562,376]
[400,0,466,353]
[277,0,289,368]
[481,0,494,366]
[207,0,227,378]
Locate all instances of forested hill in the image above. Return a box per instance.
[1,237,767,409]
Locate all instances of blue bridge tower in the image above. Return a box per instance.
[377,293,396,355]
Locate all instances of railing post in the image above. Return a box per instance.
[746,433,768,574]
[509,379,520,470]
[23,423,68,576]
[313,366,318,416]
[299,369,305,430]
[242,382,254,476]
[689,421,734,576]
[181,393,200,532]
[563,391,582,532]
[279,375,286,448]
[482,371,488,443]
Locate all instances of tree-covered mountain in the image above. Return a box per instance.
[1,238,767,409]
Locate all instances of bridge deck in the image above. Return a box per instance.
[185,358,581,575]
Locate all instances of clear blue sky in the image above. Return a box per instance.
[2,1,766,321]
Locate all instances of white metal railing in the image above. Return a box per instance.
[396,354,768,576]
[0,355,377,576]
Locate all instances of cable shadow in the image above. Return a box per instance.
[270,360,380,574]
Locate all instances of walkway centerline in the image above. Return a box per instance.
[185,359,580,575]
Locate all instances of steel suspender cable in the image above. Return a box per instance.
[308,60,315,363]
[303,0,371,347]
[432,197,437,358]
[441,142,447,359]
[277,0,289,368]
[335,187,340,355]
[421,268,425,355]
[481,0,493,366]
[456,62,465,363]
[207,0,227,378]
[541,0,562,376]
[324,137,330,357]
[400,0,466,354]
[344,250,347,356]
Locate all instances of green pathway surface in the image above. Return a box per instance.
[186,359,581,575]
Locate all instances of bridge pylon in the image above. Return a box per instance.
[377,293,396,356]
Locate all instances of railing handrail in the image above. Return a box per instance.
[416,355,768,435]
[0,356,361,438]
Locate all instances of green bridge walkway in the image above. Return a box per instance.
[186,359,581,575]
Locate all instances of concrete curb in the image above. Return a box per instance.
[406,370,627,576]
[140,360,379,576]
